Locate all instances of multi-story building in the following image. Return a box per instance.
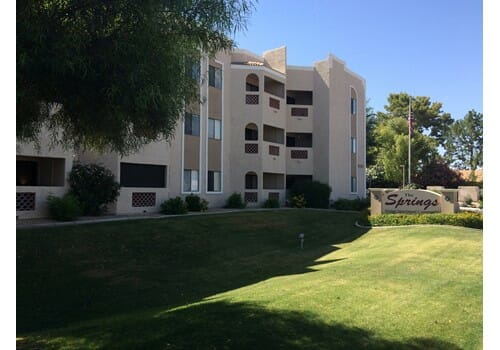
[16,46,366,219]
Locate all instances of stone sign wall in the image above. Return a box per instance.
[369,188,459,215]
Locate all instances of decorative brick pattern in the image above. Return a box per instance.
[268,192,280,201]
[269,145,280,156]
[246,94,259,105]
[269,97,280,109]
[132,192,156,207]
[291,150,308,159]
[245,143,258,154]
[244,192,258,203]
[291,107,308,117]
[16,192,35,211]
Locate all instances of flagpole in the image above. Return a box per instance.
[408,97,412,186]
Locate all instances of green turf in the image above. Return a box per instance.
[16,210,482,349]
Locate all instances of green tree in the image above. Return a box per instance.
[365,102,378,167]
[379,92,453,146]
[17,0,254,154]
[373,117,438,184]
[444,110,483,171]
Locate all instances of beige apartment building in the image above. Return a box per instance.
[16,47,366,219]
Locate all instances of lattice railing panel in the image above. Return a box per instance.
[291,107,308,117]
[269,145,280,156]
[245,143,258,154]
[246,94,259,105]
[17,192,35,211]
[244,192,258,203]
[269,97,280,109]
[291,150,308,159]
[132,192,156,207]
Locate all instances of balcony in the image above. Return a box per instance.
[286,147,314,174]
[287,105,313,132]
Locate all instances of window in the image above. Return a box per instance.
[184,112,200,136]
[245,124,258,140]
[286,133,313,148]
[286,90,313,105]
[183,169,199,192]
[185,58,200,81]
[209,65,222,89]
[207,171,221,192]
[246,74,259,91]
[17,161,37,186]
[208,118,222,140]
[245,172,258,189]
[351,98,357,115]
[351,176,358,193]
[16,156,65,186]
[120,163,166,188]
[351,137,357,154]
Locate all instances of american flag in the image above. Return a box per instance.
[408,109,415,136]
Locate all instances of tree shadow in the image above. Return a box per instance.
[18,301,463,350]
[17,210,368,333]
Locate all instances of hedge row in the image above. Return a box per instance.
[362,212,483,229]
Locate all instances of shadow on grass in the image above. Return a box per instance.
[18,301,462,350]
[17,210,368,333]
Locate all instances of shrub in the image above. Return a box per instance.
[160,197,188,215]
[185,194,209,212]
[366,212,482,229]
[68,163,120,216]
[224,192,246,209]
[47,194,81,221]
[262,198,280,208]
[289,194,306,208]
[332,197,370,211]
[464,196,473,206]
[289,180,331,208]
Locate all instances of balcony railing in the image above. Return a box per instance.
[246,94,259,105]
[269,145,280,156]
[269,97,280,109]
[291,107,308,117]
[244,192,258,203]
[291,150,308,159]
[245,143,258,154]
[16,192,35,211]
[132,192,156,207]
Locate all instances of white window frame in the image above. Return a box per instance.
[207,170,222,193]
[208,118,222,140]
[351,176,358,193]
[183,169,199,193]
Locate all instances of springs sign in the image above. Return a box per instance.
[369,188,459,215]
[383,190,440,213]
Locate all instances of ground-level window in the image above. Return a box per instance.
[184,169,199,192]
[120,163,166,188]
[351,176,357,193]
[207,171,221,192]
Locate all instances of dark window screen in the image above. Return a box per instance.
[120,163,166,188]
[17,161,38,186]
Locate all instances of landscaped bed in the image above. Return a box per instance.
[17,210,482,349]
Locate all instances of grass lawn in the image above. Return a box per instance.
[16,210,482,349]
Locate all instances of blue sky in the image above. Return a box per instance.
[232,0,483,120]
